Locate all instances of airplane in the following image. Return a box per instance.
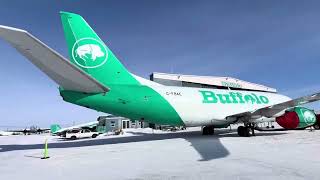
[0,11,319,137]
[0,127,49,135]
[0,131,15,136]
[8,127,50,135]
[51,121,98,136]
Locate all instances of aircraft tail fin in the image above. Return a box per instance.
[50,124,61,134]
[60,11,140,86]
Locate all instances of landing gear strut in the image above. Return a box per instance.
[237,124,255,137]
[202,125,214,135]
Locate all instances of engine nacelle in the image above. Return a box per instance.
[276,107,317,129]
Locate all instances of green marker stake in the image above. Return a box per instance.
[41,138,50,159]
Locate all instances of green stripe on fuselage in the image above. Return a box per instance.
[60,85,184,126]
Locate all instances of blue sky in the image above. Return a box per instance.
[0,0,319,129]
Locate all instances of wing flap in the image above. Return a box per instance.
[0,25,109,93]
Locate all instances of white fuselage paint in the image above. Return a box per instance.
[134,75,291,127]
[152,86,291,126]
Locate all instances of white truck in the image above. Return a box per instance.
[65,129,99,140]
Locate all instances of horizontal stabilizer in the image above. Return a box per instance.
[0,25,109,93]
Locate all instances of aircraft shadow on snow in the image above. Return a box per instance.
[0,130,286,161]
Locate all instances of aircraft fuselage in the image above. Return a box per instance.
[60,84,291,127]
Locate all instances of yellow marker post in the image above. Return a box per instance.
[41,138,50,159]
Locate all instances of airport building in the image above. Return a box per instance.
[150,72,277,93]
[96,115,149,133]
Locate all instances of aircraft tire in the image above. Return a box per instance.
[237,126,250,137]
[237,126,244,136]
[202,126,208,135]
[202,126,214,135]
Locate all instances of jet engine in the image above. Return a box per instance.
[276,107,317,129]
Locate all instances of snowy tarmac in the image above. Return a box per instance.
[0,127,319,180]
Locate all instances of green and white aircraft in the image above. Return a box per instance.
[0,12,319,137]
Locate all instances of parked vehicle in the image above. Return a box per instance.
[65,129,99,140]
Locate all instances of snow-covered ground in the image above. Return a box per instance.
[0,127,319,180]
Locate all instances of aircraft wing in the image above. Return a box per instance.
[228,92,320,121]
[0,25,109,93]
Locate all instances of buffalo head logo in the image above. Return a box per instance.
[71,38,108,69]
[75,44,105,61]
[303,111,316,123]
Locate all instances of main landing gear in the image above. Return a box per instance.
[202,125,214,135]
[237,124,255,137]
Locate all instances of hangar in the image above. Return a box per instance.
[150,72,277,93]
